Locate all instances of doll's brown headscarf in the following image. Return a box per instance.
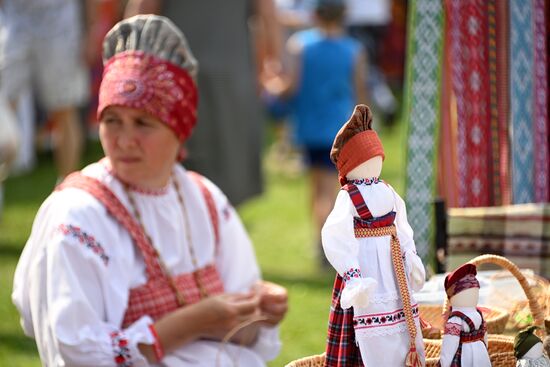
[330,105,385,185]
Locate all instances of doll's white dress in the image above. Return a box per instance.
[517,356,550,367]
[322,178,426,366]
[439,307,491,367]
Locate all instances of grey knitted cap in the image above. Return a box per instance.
[102,15,198,79]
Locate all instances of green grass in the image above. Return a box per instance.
[0,119,406,366]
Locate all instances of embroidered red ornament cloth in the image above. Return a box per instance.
[98,50,198,142]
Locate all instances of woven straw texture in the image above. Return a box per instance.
[425,335,516,367]
[420,304,509,339]
[285,335,516,367]
[287,255,547,367]
[442,254,546,328]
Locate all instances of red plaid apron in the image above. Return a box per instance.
[324,183,396,367]
[57,171,224,328]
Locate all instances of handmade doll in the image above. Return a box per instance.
[439,263,491,367]
[542,320,550,358]
[515,326,550,367]
[322,104,426,367]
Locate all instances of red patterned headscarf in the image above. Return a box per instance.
[98,50,198,142]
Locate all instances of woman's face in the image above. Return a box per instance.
[99,105,180,189]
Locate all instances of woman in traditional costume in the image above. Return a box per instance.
[12,15,287,367]
[321,104,426,366]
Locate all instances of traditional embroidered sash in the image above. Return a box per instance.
[57,171,224,329]
[448,309,487,367]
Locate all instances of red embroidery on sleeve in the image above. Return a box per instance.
[444,322,462,336]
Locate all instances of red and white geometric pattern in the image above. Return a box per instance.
[57,224,109,265]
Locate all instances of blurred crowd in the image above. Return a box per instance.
[0,0,407,231]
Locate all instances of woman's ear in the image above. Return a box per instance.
[177,145,187,162]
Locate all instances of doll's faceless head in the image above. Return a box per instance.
[523,342,544,359]
[346,156,383,180]
[445,263,480,308]
[449,287,479,308]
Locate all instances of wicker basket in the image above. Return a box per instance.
[442,254,546,329]
[285,335,516,367]
[285,353,325,367]
[420,304,509,338]
[498,272,550,331]
[286,255,545,367]
[284,335,518,367]
[425,334,516,367]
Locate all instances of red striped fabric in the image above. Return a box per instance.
[488,0,501,205]
[447,0,469,208]
[438,0,461,207]
[496,0,511,205]
[341,184,373,220]
[461,0,492,207]
[324,274,363,367]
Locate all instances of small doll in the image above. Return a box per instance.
[515,326,550,367]
[439,263,491,367]
[322,104,426,366]
[542,319,550,358]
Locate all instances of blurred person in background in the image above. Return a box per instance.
[12,15,287,366]
[263,0,368,267]
[84,0,125,137]
[261,0,313,176]
[0,0,92,181]
[0,88,19,220]
[345,0,398,126]
[126,0,283,206]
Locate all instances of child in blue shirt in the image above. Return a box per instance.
[264,0,367,266]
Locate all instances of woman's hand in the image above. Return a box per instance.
[255,280,288,327]
[141,286,286,361]
[197,292,261,341]
[144,291,261,361]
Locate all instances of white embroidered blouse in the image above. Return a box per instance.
[12,161,281,366]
